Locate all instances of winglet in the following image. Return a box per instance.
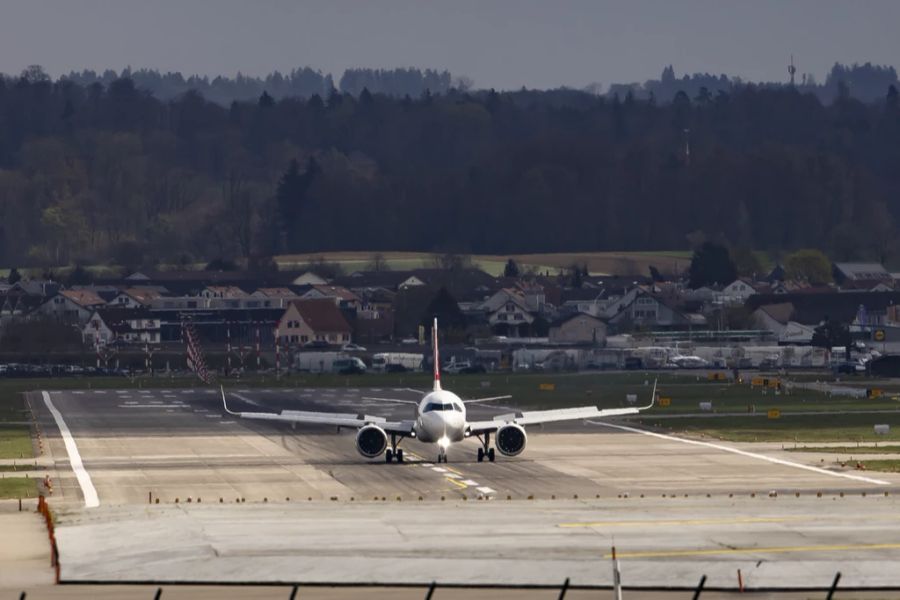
[432,317,441,391]
[641,378,658,410]
[221,385,238,416]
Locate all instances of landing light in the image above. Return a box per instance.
[438,436,451,449]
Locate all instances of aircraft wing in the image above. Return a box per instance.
[467,380,656,435]
[222,388,414,434]
[467,406,639,434]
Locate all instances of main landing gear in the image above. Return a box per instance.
[476,433,496,463]
[385,434,405,463]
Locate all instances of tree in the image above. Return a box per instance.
[688,242,737,288]
[6,268,21,285]
[731,247,768,278]
[66,264,94,285]
[431,252,472,272]
[258,91,275,108]
[422,287,466,336]
[887,84,899,113]
[811,318,851,358]
[503,258,520,278]
[784,249,833,285]
[366,253,390,272]
[275,157,320,253]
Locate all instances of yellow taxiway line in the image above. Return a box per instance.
[445,477,469,490]
[604,542,900,559]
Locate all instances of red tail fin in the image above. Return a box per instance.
[432,317,441,391]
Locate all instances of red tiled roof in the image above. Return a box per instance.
[293,299,352,333]
[60,289,106,307]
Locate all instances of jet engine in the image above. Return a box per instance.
[495,423,527,456]
[356,425,388,458]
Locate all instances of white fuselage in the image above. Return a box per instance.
[414,389,467,444]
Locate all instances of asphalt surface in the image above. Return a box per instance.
[22,386,900,588]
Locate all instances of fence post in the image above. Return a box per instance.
[826,572,841,600]
[557,577,570,599]
[692,575,707,600]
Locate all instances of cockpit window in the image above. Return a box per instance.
[423,402,461,412]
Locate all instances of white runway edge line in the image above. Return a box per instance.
[589,420,890,486]
[41,391,100,507]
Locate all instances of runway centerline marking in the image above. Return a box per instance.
[590,421,891,486]
[41,391,99,508]
[561,516,803,528]
[605,542,900,559]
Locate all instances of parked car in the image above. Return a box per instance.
[304,340,330,349]
[341,343,367,352]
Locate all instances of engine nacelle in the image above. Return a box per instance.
[496,423,527,456]
[356,425,388,458]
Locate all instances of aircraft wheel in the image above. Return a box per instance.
[396,449,404,463]
[488,448,496,462]
[477,448,484,462]
[385,449,393,463]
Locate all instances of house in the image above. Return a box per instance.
[833,262,891,285]
[35,289,106,323]
[480,289,535,336]
[718,278,760,305]
[110,287,169,308]
[333,270,427,291]
[82,308,161,346]
[549,313,607,345]
[752,302,795,337]
[301,285,361,310]
[275,299,353,346]
[607,289,707,331]
[559,288,606,317]
[251,288,300,309]
[201,286,249,299]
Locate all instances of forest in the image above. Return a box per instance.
[0,64,899,270]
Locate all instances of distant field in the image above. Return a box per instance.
[274,250,691,276]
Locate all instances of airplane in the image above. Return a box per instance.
[222,318,656,464]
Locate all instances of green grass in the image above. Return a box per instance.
[641,412,900,443]
[0,426,33,459]
[785,445,900,454]
[0,477,38,499]
[853,460,900,473]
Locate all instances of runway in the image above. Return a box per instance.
[27,386,900,588]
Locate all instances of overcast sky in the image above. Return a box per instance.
[2,0,899,90]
